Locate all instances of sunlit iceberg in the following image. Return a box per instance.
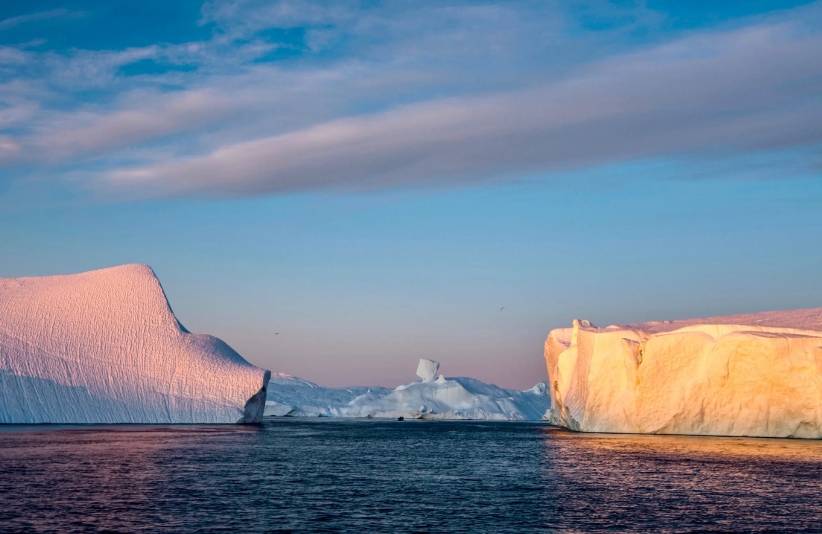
[0,264,269,424]
[545,308,822,438]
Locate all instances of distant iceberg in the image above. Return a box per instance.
[265,359,549,420]
[545,308,822,438]
[0,264,270,424]
[264,373,391,417]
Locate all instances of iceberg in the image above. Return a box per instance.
[416,358,440,382]
[544,308,822,438]
[265,359,549,420]
[264,373,390,417]
[0,264,270,424]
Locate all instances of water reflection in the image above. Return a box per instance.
[539,427,822,531]
[0,421,819,532]
[0,426,263,531]
[542,426,822,461]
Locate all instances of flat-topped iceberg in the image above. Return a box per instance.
[0,264,270,424]
[265,359,549,420]
[545,308,822,438]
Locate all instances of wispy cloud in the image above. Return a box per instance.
[0,46,29,64]
[0,136,21,161]
[1,1,821,199]
[0,8,82,30]
[101,19,822,197]
[31,89,237,160]
[2,2,575,164]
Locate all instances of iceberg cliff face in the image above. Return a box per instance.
[0,264,270,424]
[545,309,822,438]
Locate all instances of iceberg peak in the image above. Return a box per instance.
[416,358,440,382]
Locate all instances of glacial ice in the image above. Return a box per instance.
[0,264,270,424]
[265,359,549,420]
[544,308,822,438]
[264,372,390,417]
[416,358,440,382]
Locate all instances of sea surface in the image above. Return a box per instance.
[0,419,820,532]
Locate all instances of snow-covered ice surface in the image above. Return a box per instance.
[265,359,549,420]
[264,373,390,417]
[0,264,270,424]
[545,308,822,438]
[623,307,822,333]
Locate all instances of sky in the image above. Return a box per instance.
[1,0,821,388]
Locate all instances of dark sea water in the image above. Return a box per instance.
[0,419,820,533]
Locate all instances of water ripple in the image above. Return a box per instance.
[0,420,819,532]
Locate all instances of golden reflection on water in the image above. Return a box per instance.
[540,426,822,462]
[536,426,822,530]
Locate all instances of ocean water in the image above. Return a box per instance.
[0,419,820,532]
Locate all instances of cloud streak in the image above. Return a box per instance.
[30,89,237,160]
[102,20,822,197]
[0,8,80,30]
[1,1,821,198]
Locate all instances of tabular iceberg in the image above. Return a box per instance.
[545,308,822,438]
[265,359,549,420]
[0,264,270,424]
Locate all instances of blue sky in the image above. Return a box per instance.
[2,1,821,387]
